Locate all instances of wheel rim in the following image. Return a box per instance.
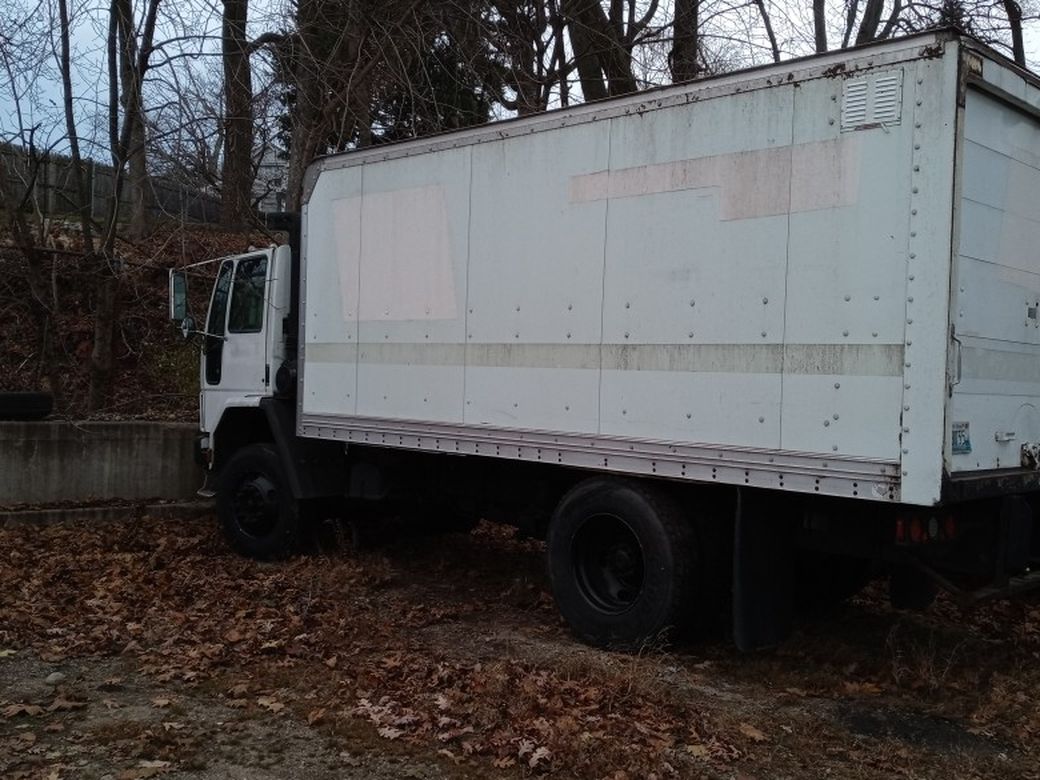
[571,514,645,614]
[231,472,279,538]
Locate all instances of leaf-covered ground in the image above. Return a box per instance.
[1,513,1039,779]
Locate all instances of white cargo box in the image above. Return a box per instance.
[297,30,1040,507]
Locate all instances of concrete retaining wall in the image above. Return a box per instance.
[0,421,201,505]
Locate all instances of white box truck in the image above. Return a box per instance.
[171,29,1040,649]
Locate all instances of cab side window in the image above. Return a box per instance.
[205,260,234,385]
[228,256,268,333]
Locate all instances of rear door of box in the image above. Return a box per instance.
[949,68,1040,473]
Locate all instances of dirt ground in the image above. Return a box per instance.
[1,512,1039,779]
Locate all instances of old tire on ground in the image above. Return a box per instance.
[217,443,301,560]
[0,392,53,421]
[548,479,698,649]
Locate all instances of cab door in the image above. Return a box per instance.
[200,251,273,433]
[219,252,272,392]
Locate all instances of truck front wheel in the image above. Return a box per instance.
[217,443,301,560]
[548,479,699,649]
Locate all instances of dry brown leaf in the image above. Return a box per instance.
[307,707,326,725]
[257,696,284,713]
[739,723,767,743]
[437,748,461,764]
[686,744,709,758]
[377,725,404,740]
[492,756,516,769]
[2,703,44,718]
[150,698,172,709]
[528,746,552,769]
[47,697,86,712]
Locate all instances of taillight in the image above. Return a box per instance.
[895,513,956,545]
[909,516,927,544]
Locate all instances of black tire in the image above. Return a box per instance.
[548,479,700,649]
[216,443,301,560]
[0,392,53,421]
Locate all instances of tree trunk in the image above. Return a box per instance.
[561,0,608,101]
[1004,0,1026,66]
[125,114,151,239]
[88,276,118,413]
[670,0,698,83]
[855,0,885,46]
[90,0,161,412]
[285,0,335,210]
[594,0,637,96]
[113,0,153,240]
[813,0,827,53]
[842,0,859,48]
[879,0,902,40]
[221,0,255,226]
[753,0,781,62]
[57,0,95,256]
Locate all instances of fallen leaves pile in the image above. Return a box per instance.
[0,517,748,777]
[2,514,1040,778]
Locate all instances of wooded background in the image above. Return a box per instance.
[1,0,1037,416]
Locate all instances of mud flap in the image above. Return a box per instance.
[732,488,797,651]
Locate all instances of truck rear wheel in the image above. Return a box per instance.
[217,443,301,560]
[548,479,700,649]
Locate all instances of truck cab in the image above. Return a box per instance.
[171,244,293,471]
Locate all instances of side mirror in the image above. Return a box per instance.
[180,315,197,341]
[169,270,188,321]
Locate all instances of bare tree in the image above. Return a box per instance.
[0,1,66,402]
[1004,0,1027,65]
[753,0,781,61]
[56,0,95,257]
[561,0,659,99]
[221,0,254,225]
[112,0,155,241]
[90,0,162,412]
[855,0,887,44]
[670,0,699,81]
[485,1,568,114]
[813,0,828,52]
